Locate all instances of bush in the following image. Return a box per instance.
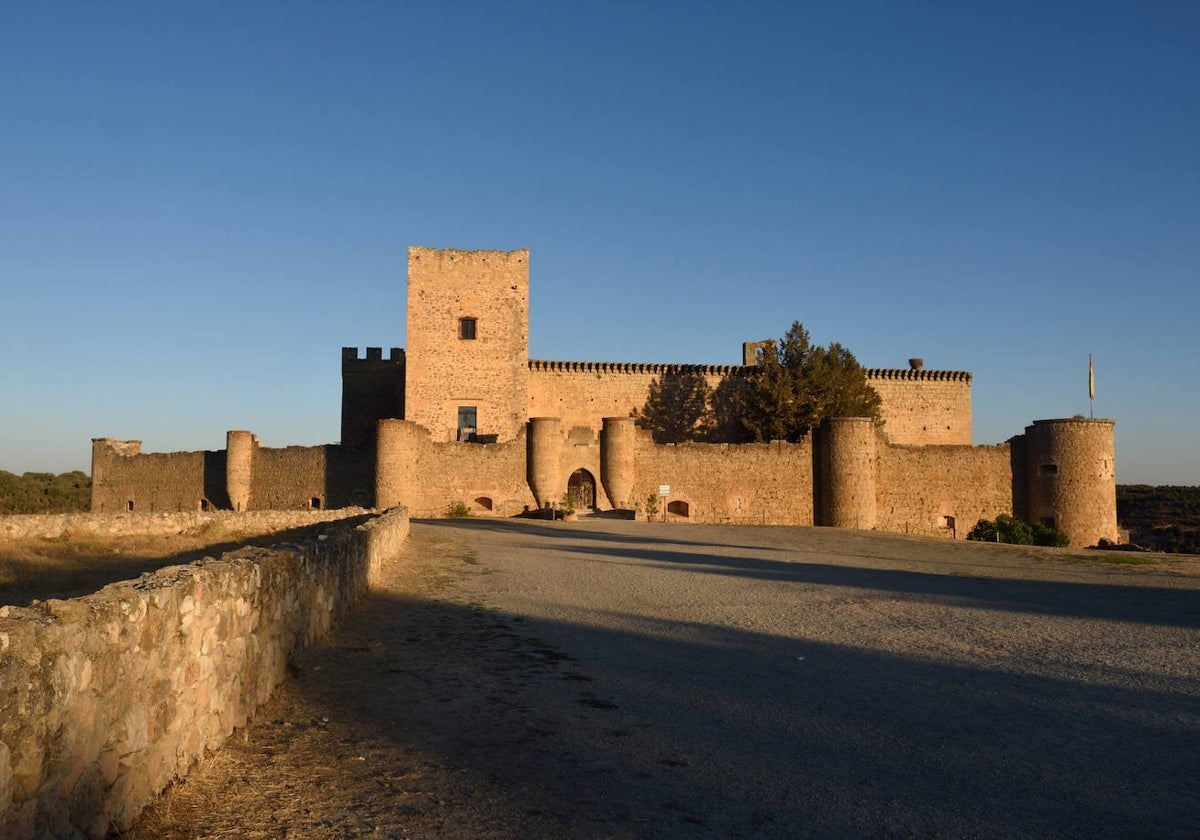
[1031,522,1071,547]
[967,514,1068,547]
[644,493,659,522]
[445,500,471,518]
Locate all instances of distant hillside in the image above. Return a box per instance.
[1117,485,1200,554]
[0,471,91,515]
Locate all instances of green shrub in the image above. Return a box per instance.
[1031,522,1070,547]
[644,493,659,522]
[968,514,1068,547]
[446,500,471,518]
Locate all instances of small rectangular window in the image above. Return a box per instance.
[459,317,477,340]
[1039,464,1059,476]
[457,406,477,441]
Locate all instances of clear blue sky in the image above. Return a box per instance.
[1,1,1196,485]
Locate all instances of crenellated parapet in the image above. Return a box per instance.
[864,368,972,382]
[529,359,741,376]
[342,346,404,365]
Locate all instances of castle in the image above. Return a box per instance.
[91,247,1119,547]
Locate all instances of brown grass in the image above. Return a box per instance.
[0,521,352,607]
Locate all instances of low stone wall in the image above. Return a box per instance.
[0,509,363,542]
[0,507,409,838]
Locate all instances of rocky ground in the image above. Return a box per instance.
[126,519,1200,839]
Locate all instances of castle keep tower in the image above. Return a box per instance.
[404,247,530,443]
[1024,418,1117,547]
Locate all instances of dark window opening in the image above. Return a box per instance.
[200,499,210,511]
[1039,463,1059,476]
[474,496,493,511]
[310,497,322,510]
[457,406,478,442]
[127,500,134,512]
[459,317,477,340]
[667,500,690,518]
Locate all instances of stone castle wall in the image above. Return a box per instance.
[405,248,530,443]
[528,361,971,448]
[90,441,220,514]
[249,445,328,511]
[91,439,366,515]
[630,434,817,525]
[0,508,409,838]
[875,441,1015,538]
[375,420,535,518]
[528,362,733,438]
[864,369,972,446]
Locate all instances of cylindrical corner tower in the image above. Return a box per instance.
[820,417,878,530]
[601,417,637,510]
[226,430,256,512]
[527,417,563,508]
[1024,418,1117,547]
[376,420,427,510]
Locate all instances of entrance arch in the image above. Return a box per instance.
[567,469,597,511]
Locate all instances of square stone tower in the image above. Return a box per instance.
[404,247,530,442]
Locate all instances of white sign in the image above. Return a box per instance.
[658,484,671,497]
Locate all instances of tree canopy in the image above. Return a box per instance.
[635,321,881,444]
[632,371,713,444]
[734,322,881,443]
[0,470,92,514]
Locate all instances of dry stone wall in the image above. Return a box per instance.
[0,508,409,838]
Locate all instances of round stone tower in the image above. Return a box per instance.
[527,417,563,509]
[601,417,637,510]
[376,420,428,510]
[820,417,878,530]
[226,430,256,512]
[1024,418,1117,547]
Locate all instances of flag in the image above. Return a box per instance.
[1089,354,1095,401]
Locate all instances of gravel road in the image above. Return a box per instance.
[129,518,1200,839]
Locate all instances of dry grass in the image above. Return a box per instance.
[0,521,351,607]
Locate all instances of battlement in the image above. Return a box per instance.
[864,368,972,382]
[529,359,742,376]
[342,347,404,365]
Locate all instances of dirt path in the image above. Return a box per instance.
[127,520,1200,838]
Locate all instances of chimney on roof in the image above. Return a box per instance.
[908,358,924,371]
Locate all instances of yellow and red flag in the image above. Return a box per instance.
[1088,354,1095,401]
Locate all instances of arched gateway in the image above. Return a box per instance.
[567,468,597,511]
